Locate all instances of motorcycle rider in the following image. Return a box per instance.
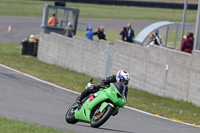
[76,70,130,106]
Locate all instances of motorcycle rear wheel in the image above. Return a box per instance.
[90,105,113,128]
[65,102,78,124]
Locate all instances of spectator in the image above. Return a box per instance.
[85,26,94,41]
[147,32,155,46]
[64,22,73,38]
[127,23,135,43]
[120,27,128,41]
[147,32,160,47]
[93,27,106,40]
[100,26,106,39]
[155,30,162,46]
[147,32,162,47]
[181,32,194,53]
[48,13,59,26]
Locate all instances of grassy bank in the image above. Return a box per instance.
[0,0,197,22]
[0,117,72,133]
[0,42,200,126]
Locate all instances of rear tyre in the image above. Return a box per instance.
[65,103,78,124]
[90,105,113,128]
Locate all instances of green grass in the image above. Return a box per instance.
[0,117,73,133]
[0,43,200,127]
[0,0,197,22]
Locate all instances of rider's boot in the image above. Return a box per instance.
[76,85,100,109]
[76,89,90,109]
[76,97,82,109]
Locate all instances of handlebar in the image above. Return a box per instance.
[100,86,108,89]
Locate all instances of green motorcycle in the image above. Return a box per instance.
[65,81,127,128]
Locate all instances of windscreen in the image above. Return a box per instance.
[113,82,126,96]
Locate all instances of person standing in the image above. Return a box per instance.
[48,13,59,26]
[155,30,162,46]
[100,26,106,40]
[120,27,128,41]
[85,26,94,41]
[127,23,135,43]
[147,32,155,46]
[93,27,106,40]
[64,22,73,38]
[181,32,194,53]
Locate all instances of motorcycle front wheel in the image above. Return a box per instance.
[90,105,113,128]
[65,102,78,124]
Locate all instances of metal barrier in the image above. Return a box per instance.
[41,4,79,35]
[134,21,191,50]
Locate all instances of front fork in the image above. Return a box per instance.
[99,102,119,116]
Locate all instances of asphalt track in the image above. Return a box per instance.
[0,17,195,44]
[0,64,200,133]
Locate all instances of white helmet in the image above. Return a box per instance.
[30,34,35,38]
[116,70,130,85]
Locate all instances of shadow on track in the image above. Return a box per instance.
[98,127,135,133]
[76,124,135,133]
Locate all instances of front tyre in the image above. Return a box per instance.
[90,105,113,128]
[65,103,78,124]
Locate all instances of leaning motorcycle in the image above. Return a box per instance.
[65,81,127,128]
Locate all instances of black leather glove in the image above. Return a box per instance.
[89,85,100,93]
[94,85,100,92]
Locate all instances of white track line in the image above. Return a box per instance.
[0,63,199,128]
